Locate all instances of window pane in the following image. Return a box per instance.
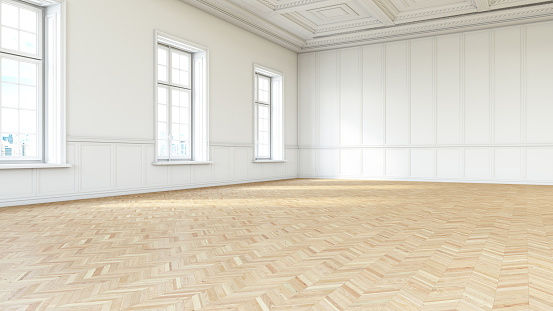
[172,105,180,123]
[258,76,270,91]
[171,52,180,68]
[157,104,166,122]
[157,121,167,139]
[19,31,36,54]
[180,90,190,108]
[258,105,269,119]
[20,62,36,86]
[157,65,167,82]
[180,107,189,124]
[1,108,18,132]
[19,85,35,109]
[180,71,189,87]
[1,58,18,83]
[1,26,18,50]
[258,145,269,158]
[171,68,180,85]
[259,90,269,103]
[19,110,36,133]
[20,134,36,157]
[172,124,179,140]
[259,132,270,145]
[157,47,167,66]
[157,87,167,105]
[171,89,180,105]
[1,133,17,156]
[180,125,189,141]
[158,140,167,157]
[1,83,18,108]
[1,3,18,28]
[180,54,190,71]
[19,8,37,33]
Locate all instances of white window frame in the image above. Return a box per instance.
[253,64,284,162]
[153,31,210,165]
[0,0,67,169]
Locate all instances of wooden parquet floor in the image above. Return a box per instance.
[1,179,553,311]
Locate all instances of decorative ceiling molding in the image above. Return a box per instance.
[179,0,553,52]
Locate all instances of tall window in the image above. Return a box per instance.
[154,32,209,164]
[0,0,42,160]
[255,73,271,159]
[157,44,192,160]
[254,65,284,161]
[0,0,66,166]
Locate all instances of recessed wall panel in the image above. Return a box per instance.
[410,38,434,145]
[299,53,317,146]
[340,149,362,176]
[363,149,384,177]
[386,149,409,177]
[464,31,491,144]
[494,27,522,144]
[410,149,435,178]
[362,45,385,145]
[465,148,491,179]
[81,144,112,191]
[436,35,461,144]
[385,42,409,145]
[319,51,340,146]
[494,148,522,180]
[527,148,553,181]
[526,23,553,143]
[437,148,460,179]
[340,48,362,146]
[319,149,339,177]
[115,145,142,189]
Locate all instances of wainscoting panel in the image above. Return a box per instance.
[0,141,298,207]
[298,20,553,185]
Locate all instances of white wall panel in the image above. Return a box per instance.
[115,145,143,189]
[362,45,385,146]
[386,149,409,177]
[170,165,192,184]
[437,149,461,179]
[465,149,491,179]
[299,149,317,176]
[410,38,434,145]
[286,149,298,177]
[0,170,33,199]
[340,149,362,176]
[526,148,553,181]
[319,149,339,177]
[410,149,435,178]
[494,27,522,144]
[363,149,385,177]
[385,42,409,145]
[145,146,169,185]
[213,147,231,180]
[526,23,553,143]
[319,51,340,146]
[299,22,553,185]
[436,35,461,144]
[81,144,112,191]
[299,53,317,146]
[464,31,491,144]
[340,48,363,146]
[233,148,249,179]
[38,144,77,195]
[494,149,522,180]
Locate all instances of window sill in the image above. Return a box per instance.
[152,161,213,166]
[0,163,72,170]
[252,159,287,163]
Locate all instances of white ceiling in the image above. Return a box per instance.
[180,0,553,52]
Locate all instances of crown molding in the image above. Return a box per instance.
[180,0,553,53]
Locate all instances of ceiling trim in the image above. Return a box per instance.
[179,0,553,52]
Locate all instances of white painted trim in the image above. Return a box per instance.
[0,163,71,169]
[0,176,295,208]
[253,160,287,163]
[152,161,213,166]
[297,175,553,186]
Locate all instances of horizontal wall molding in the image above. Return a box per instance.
[299,176,553,186]
[68,136,156,144]
[299,144,553,149]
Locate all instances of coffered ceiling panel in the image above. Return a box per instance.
[180,0,553,51]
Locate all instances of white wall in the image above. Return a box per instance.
[298,21,553,184]
[0,0,298,207]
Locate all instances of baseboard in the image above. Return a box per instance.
[0,176,297,208]
[298,175,553,185]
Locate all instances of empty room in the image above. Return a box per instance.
[1,0,553,310]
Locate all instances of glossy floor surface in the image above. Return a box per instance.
[1,179,552,310]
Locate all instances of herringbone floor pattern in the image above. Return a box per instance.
[1,179,553,310]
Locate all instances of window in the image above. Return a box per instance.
[254,65,283,161]
[154,31,209,164]
[0,0,66,166]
